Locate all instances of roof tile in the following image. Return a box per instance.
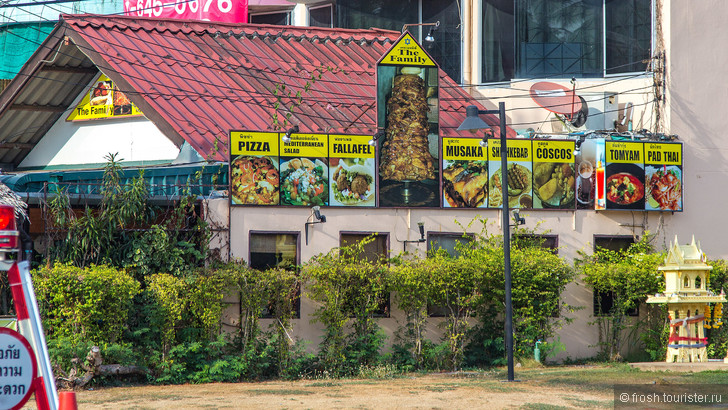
[57,14,513,160]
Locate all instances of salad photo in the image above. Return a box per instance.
[279,158,328,206]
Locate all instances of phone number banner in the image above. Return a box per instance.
[124,0,248,23]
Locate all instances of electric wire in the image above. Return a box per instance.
[0,10,659,132]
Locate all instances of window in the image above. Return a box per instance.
[340,232,390,316]
[593,235,635,252]
[427,232,472,257]
[249,232,298,270]
[512,234,558,254]
[310,4,334,28]
[250,11,291,25]
[481,0,652,82]
[335,0,462,83]
[426,233,472,316]
[592,235,638,316]
[340,232,389,262]
[249,232,300,317]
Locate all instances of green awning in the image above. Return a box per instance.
[1,163,229,198]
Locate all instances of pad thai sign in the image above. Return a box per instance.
[229,131,682,212]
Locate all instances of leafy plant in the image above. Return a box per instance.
[33,263,140,344]
[575,235,664,359]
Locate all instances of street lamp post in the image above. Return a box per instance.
[457,101,515,381]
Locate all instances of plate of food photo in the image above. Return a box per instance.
[231,155,279,205]
[330,158,375,206]
[280,158,328,206]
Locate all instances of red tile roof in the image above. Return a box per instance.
[1,14,514,164]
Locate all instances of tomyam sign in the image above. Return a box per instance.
[604,141,645,210]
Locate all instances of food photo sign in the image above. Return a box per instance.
[487,138,533,209]
[229,131,280,205]
[279,133,329,207]
[604,141,645,210]
[442,137,489,208]
[376,32,440,207]
[644,142,683,211]
[532,140,576,209]
[329,135,376,207]
[67,73,142,121]
[229,128,683,212]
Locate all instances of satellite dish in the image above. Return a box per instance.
[529,82,583,115]
[570,96,588,128]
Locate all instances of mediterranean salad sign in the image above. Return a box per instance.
[644,142,683,211]
[280,133,329,207]
[328,135,376,207]
[442,137,488,208]
[229,131,280,205]
[0,327,37,410]
[487,139,533,209]
[67,74,142,121]
[604,141,645,210]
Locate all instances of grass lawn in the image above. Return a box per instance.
[21,363,728,409]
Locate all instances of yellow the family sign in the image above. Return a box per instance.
[379,33,436,67]
[67,74,142,121]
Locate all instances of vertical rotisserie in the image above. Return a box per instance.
[379,74,435,181]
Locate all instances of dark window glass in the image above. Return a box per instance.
[515,0,603,78]
[426,233,472,316]
[336,0,461,83]
[250,233,300,318]
[250,12,291,25]
[421,0,462,83]
[482,0,515,82]
[340,233,388,262]
[605,0,652,74]
[513,234,558,254]
[310,4,334,28]
[592,235,638,317]
[593,235,635,253]
[482,0,651,82]
[250,233,298,270]
[427,233,472,257]
[340,233,390,316]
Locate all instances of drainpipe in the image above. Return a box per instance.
[462,0,472,87]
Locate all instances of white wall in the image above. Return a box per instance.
[665,0,728,260]
[207,200,683,360]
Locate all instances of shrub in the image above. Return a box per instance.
[33,263,140,344]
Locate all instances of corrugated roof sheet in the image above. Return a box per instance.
[0,14,513,166]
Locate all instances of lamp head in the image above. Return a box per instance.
[417,221,425,240]
[513,211,525,226]
[312,206,326,222]
[283,125,299,143]
[457,105,491,131]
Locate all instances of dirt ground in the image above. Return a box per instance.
[24,370,617,409]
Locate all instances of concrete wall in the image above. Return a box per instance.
[664,0,728,260]
[207,199,684,360]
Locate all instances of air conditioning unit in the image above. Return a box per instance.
[582,92,618,131]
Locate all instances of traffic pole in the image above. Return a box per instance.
[9,261,59,410]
